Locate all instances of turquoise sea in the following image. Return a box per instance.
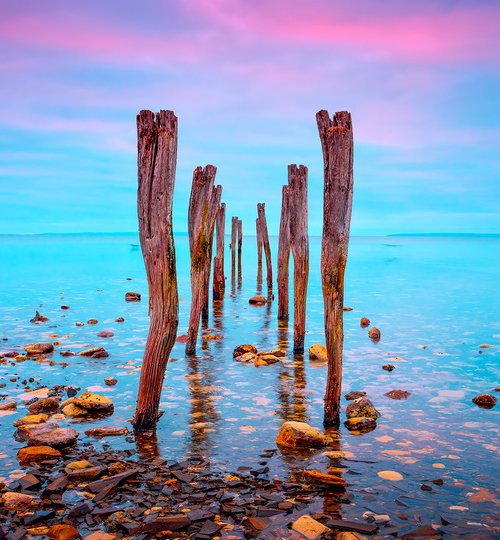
[0,233,499,537]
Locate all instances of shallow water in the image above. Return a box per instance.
[0,233,499,537]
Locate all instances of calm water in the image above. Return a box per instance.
[0,234,499,537]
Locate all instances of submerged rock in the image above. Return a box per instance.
[85,426,129,438]
[276,421,326,448]
[125,291,141,302]
[384,389,411,400]
[309,344,327,361]
[344,417,377,433]
[303,469,346,487]
[30,310,48,323]
[104,377,117,386]
[360,316,370,328]
[28,427,79,448]
[344,391,366,401]
[97,330,114,338]
[79,347,109,358]
[368,327,381,342]
[74,391,114,413]
[382,364,395,371]
[248,295,267,305]
[346,397,380,419]
[25,342,54,355]
[472,394,496,408]
[115,317,125,323]
[17,445,62,464]
[233,344,258,357]
[87,319,98,325]
[0,400,16,410]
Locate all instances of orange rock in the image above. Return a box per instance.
[304,469,346,486]
[276,421,326,448]
[360,316,370,328]
[48,524,81,540]
[368,327,381,341]
[249,295,267,305]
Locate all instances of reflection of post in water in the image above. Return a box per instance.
[322,428,346,517]
[212,298,224,353]
[135,430,160,461]
[277,319,290,352]
[186,355,220,458]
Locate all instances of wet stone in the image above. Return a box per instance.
[360,316,370,328]
[79,347,109,358]
[382,364,395,371]
[345,397,380,419]
[25,342,54,355]
[17,445,62,464]
[384,389,411,400]
[472,393,496,408]
[276,421,327,448]
[233,344,258,357]
[248,295,267,305]
[28,427,79,448]
[344,391,366,401]
[309,343,327,361]
[28,397,60,414]
[368,327,381,342]
[125,292,141,302]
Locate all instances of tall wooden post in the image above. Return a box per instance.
[257,203,273,293]
[256,217,263,291]
[316,110,354,426]
[186,166,222,355]
[277,185,290,320]
[213,202,226,300]
[231,216,238,284]
[237,219,242,282]
[289,165,309,353]
[133,109,179,431]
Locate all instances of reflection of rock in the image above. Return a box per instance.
[368,327,381,342]
[472,394,496,409]
[309,344,327,361]
[346,397,380,419]
[233,344,257,357]
[276,421,326,448]
[28,427,79,448]
[17,445,61,464]
[74,392,114,413]
[344,417,377,433]
[360,316,370,328]
[25,342,54,355]
[384,389,411,400]
[382,364,395,371]
[344,391,366,401]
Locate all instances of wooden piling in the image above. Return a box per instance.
[213,202,226,301]
[256,217,263,291]
[257,203,273,293]
[316,110,354,426]
[231,216,238,283]
[133,109,179,431]
[277,185,290,320]
[186,166,222,355]
[237,219,242,282]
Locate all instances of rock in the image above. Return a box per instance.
[304,469,346,487]
[249,295,267,305]
[97,331,114,338]
[309,344,327,361]
[254,356,268,367]
[343,306,353,311]
[234,352,256,362]
[28,427,79,448]
[472,394,496,408]
[74,392,114,413]
[60,305,70,310]
[346,397,380,419]
[344,391,366,401]
[85,426,129,438]
[108,462,127,475]
[65,460,93,473]
[377,470,403,481]
[125,292,141,302]
[76,321,85,326]
[16,421,56,441]
[292,514,331,540]
[368,327,381,342]
[104,377,117,386]
[479,344,491,348]
[336,532,363,540]
[344,417,377,432]
[1,491,36,510]
[142,514,190,534]
[384,389,411,400]
[66,385,80,397]
[13,413,49,426]
[28,397,60,413]
[115,317,124,323]
[17,446,61,464]
[25,342,54,355]
[84,534,117,540]
[0,400,16,410]
[175,334,188,343]
[276,421,326,448]
[79,347,109,358]
[87,319,98,324]
[382,364,395,371]
[233,344,258,357]
[360,317,370,328]
[62,403,89,417]
[30,310,48,323]
[257,353,280,365]
[48,524,81,540]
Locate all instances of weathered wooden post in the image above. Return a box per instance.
[186,166,222,355]
[133,109,179,431]
[231,216,238,284]
[277,185,290,320]
[316,110,354,426]
[289,165,309,353]
[237,219,242,282]
[213,202,226,301]
[256,217,263,290]
[257,203,273,293]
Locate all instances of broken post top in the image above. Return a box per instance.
[288,164,308,176]
[137,109,178,130]
[316,110,352,131]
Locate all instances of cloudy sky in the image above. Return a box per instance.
[0,0,498,235]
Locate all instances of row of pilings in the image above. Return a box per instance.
[133,109,353,432]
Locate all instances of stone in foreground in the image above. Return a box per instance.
[28,427,79,448]
[17,445,62,464]
[346,397,380,419]
[48,524,81,539]
[1,491,36,510]
[309,343,327,361]
[292,514,331,540]
[276,421,326,448]
[74,391,114,413]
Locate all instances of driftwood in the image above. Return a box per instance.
[133,109,179,431]
[213,202,226,300]
[186,166,222,355]
[237,219,242,282]
[257,203,273,293]
[231,216,238,284]
[316,110,354,426]
[277,185,290,320]
[256,217,263,291]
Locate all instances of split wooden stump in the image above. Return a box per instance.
[133,109,179,431]
[186,166,222,355]
[257,203,273,293]
[213,202,226,301]
[317,110,354,426]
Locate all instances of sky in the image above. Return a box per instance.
[0,0,499,235]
